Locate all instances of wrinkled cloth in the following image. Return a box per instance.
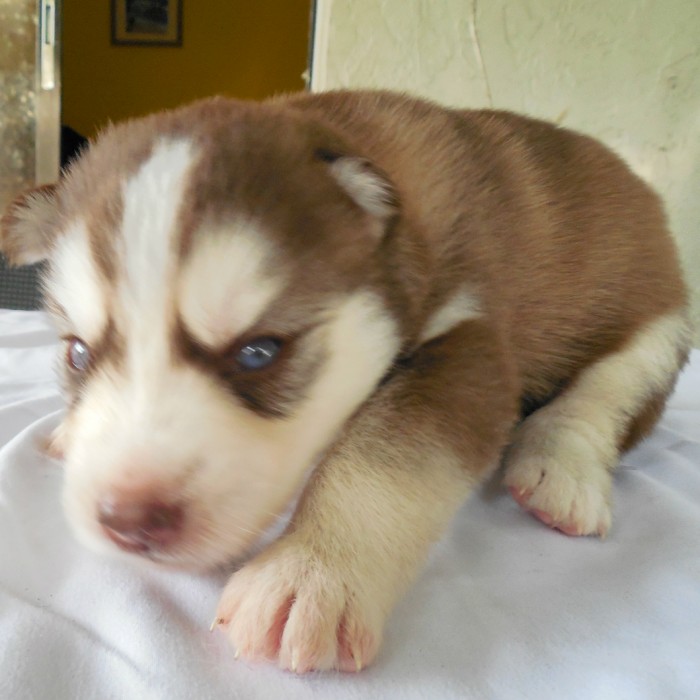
[1,310,699,700]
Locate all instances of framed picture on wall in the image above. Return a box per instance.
[112,0,183,46]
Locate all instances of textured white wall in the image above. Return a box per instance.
[312,0,700,345]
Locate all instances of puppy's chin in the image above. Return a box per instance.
[61,479,301,573]
[64,511,258,573]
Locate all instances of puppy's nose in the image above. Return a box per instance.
[97,496,184,553]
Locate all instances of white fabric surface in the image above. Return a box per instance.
[1,309,699,700]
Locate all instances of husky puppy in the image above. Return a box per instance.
[1,91,690,673]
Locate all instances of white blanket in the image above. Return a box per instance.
[1,310,699,700]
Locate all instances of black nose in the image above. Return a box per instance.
[97,496,184,553]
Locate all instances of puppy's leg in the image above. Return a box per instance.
[504,310,691,537]
[216,323,517,673]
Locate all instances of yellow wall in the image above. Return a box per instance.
[62,0,311,138]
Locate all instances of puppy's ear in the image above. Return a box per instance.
[0,184,59,266]
[316,149,398,222]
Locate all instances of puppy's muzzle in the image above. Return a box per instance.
[97,495,184,554]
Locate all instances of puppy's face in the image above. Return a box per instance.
[1,100,401,568]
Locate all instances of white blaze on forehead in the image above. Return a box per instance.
[113,138,197,389]
[48,218,108,341]
[178,223,282,348]
[118,138,196,328]
[420,286,482,343]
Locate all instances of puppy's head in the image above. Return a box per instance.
[1,98,402,568]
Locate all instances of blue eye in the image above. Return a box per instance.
[67,337,91,372]
[235,338,282,371]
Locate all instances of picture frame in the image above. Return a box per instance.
[111,0,183,47]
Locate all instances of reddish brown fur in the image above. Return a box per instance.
[0,90,691,673]
[0,183,58,265]
[281,92,688,406]
[1,90,689,453]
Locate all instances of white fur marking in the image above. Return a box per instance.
[118,139,195,319]
[116,139,196,386]
[279,292,401,467]
[555,310,691,448]
[48,219,107,341]
[329,158,395,220]
[420,287,482,343]
[178,223,281,348]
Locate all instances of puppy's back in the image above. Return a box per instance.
[281,90,689,398]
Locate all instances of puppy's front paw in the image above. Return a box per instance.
[215,539,383,673]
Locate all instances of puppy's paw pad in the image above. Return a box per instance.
[216,543,382,673]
